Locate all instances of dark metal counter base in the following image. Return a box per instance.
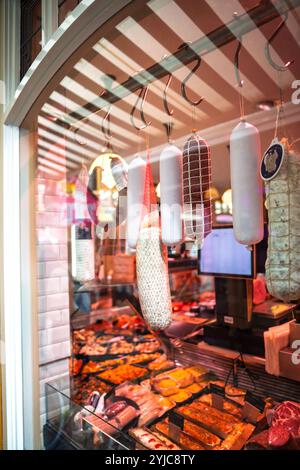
[44,423,82,450]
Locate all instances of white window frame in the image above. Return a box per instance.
[2,0,134,449]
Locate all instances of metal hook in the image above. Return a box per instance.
[163,73,173,117]
[234,37,243,88]
[265,12,294,72]
[73,126,87,146]
[101,105,112,151]
[180,43,203,106]
[163,73,174,141]
[130,86,152,131]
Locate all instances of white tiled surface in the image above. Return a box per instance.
[37,260,69,278]
[37,227,68,245]
[38,292,69,312]
[36,177,71,446]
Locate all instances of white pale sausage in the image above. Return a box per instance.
[159,144,183,246]
[230,120,264,245]
[127,156,147,249]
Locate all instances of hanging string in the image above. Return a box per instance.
[238,85,245,121]
[143,127,150,154]
[290,138,300,148]
[137,129,142,156]
[191,105,197,133]
[274,102,282,140]
[234,36,245,121]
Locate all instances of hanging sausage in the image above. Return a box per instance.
[230,120,264,245]
[129,85,173,331]
[182,133,212,246]
[136,155,172,331]
[126,156,147,249]
[180,50,212,246]
[229,37,263,246]
[263,138,300,301]
[160,143,183,245]
[136,214,173,331]
[262,16,300,301]
[159,75,183,246]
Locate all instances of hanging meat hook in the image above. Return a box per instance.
[130,85,152,131]
[265,12,294,72]
[234,37,243,88]
[101,104,112,151]
[163,72,174,141]
[163,73,174,117]
[180,43,204,106]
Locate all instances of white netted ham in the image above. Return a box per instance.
[159,144,183,246]
[230,120,264,245]
[136,211,172,331]
[182,133,212,246]
[264,140,300,301]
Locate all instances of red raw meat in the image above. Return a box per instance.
[246,429,270,450]
[271,401,300,436]
[268,425,290,448]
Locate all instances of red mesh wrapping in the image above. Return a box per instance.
[183,134,212,242]
[140,152,159,228]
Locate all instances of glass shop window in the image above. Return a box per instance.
[20,0,42,79]
[58,0,82,26]
[26,0,300,450]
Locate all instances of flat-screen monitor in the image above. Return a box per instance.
[198,226,255,279]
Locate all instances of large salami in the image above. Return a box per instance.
[263,140,300,301]
[182,134,212,246]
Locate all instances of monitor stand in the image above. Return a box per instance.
[215,277,253,330]
[203,277,266,356]
[204,277,264,356]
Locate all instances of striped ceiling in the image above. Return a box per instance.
[38,0,300,189]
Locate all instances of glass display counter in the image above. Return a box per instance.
[44,377,144,450]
